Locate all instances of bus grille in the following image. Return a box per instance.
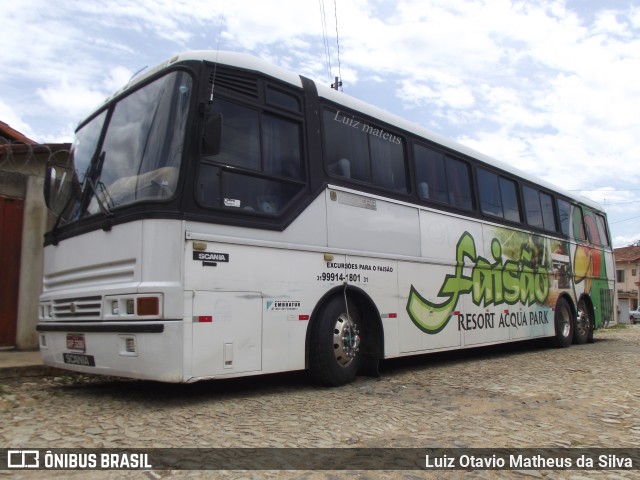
[52,296,102,320]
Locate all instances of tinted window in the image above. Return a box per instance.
[540,192,556,231]
[583,208,611,247]
[477,168,521,222]
[447,157,473,211]
[500,177,521,222]
[198,97,304,216]
[263,114,302,179]
[523,186,556,231]
[557,199,570,236]
[478,169,502,217]
[414,145,448,203]
[523,186,543,228]
[595,213,610,247]
[323,109,407,192]
[573,206,587,241]
[213,100,260,170]
[266,87,301,113]
[414,144,473,211]
[198,164,302,215]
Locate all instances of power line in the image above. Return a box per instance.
[570,189,640,192]
[318,0,332,83]
[610,215,640,225]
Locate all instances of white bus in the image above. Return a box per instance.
[37,51,616,386]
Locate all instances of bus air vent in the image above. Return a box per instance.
[212,69,259,99]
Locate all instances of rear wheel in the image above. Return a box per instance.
[552,297,574,348]
[574,298,592,344]
[309,296,361,387]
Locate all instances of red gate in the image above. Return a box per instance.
[0,195,24,348]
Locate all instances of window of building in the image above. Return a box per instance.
[617,270,625,283]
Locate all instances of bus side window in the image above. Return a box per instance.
[557,199,571,236]
[322,109,407,192]
[477,168,521,222]
[583,208,610,247]
[414,144,448,204]
[198,97,305,216]
[524,186,556,231]
[323,110,370,183]
[595,213,611,247]
[414,144,473,211]
[572,205,587,241]
[446,156,474,211]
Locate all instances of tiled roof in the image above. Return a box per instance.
[614,246,640,263]
[0,121,36,144]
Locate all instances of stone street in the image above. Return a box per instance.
[2,326,639,480]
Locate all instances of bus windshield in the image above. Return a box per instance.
[47,70,193,226]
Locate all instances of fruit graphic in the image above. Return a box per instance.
[574,245,593,292]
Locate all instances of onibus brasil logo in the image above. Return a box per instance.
[406,231,550,334]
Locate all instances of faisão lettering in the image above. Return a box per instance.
[406,231,550,334]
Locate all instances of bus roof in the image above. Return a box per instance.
[113,50,603,212]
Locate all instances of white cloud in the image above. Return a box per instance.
[0,100,37,141]
[1,0,639,242]
[36,79,107,123]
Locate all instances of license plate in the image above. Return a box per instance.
[66,333,85,351]
[63,353,96,367]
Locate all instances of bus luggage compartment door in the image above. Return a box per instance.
[191,291,262,377]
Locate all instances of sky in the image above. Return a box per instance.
[2,0,640,247]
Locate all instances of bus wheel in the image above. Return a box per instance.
[309,296,361,387]
[552,297,574,348]
[574,299,592,345]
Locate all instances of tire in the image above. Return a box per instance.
[552,297,574,348]
[574,298,592,345]
[309,296,361,387]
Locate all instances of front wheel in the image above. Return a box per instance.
[552,297,574,348]
[309,296,361,387]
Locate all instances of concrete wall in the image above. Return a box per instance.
[15,175,46,349]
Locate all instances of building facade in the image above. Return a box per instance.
[0,121,70,349]
[613,245,640,324]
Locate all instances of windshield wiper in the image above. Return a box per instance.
[86,177,113,217]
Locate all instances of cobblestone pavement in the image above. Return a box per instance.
[2,326,639,480]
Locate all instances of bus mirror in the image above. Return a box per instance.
[202,114,222,156]
[44,163,73,218]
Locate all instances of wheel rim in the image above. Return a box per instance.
[333,313,360,367]
[576,308,588,337]
[559,305,571,338]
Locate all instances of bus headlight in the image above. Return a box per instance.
[104,295,162,319]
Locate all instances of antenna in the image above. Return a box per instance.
[319,0,344,92]
[209,13,226,103]
[333,0,343,91]
[128,65,148,84]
